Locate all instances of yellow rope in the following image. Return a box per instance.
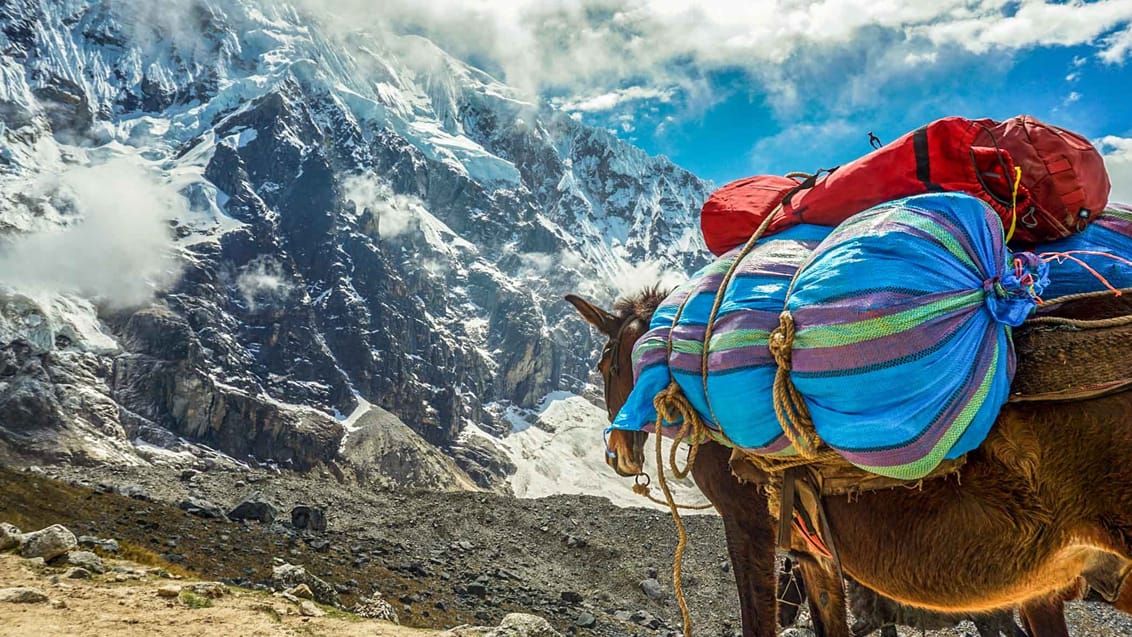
[768,311,822,457]
[631,481,716,510]
[1006,166,1022,243]
[651,388,695,637]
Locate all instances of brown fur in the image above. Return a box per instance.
[568,289,1132,637]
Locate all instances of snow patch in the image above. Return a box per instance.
[337,393,374,454]
[477,393,712,512]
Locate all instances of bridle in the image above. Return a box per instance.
[599,314,642,415]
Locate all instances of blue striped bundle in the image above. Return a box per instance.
[613,224,832,452]
[1035,203,1132,298]
[612,193,1048,480]
[785,193,1046,478]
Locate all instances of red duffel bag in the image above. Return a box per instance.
[701,115,1110,255]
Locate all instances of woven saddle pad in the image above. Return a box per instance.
[1012,294,1132,402]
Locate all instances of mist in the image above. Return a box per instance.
[342,175,421,238]
[0,157,185,309]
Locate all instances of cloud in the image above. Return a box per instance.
[1100,136,1132,204]
[1100,26,1132,64]
[0,157,184,309]
[235,256,293,311]
[556,86,676,113]
[613,258,685,299]
[341,174,421,238]
[748,119,861,174]
[914,1,1132,55]
[286,0,1130,110]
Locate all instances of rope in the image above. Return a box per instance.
[1039,250,1132,297]
[1036,286,1132,308]
[631,480,716,510]
[650,389,695,637]
[1006,166,1022,243]
[1021,286,1132,328]
[1023,313,1132,328]
[768,311,823,457]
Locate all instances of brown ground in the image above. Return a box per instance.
[0,553,431,637]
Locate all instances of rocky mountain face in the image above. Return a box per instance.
[0,0,711,490]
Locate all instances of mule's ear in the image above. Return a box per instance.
[565,294,620,335]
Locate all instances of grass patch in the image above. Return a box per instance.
[180,590,214,609]
[114,542,195,579]
[323,605,365,622]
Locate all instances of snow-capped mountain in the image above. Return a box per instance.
[0,0,711,505]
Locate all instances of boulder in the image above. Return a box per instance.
[299,600,325,617]
[271,562,338,606]
[639,578,665,601]
[290,506,326,532]
[179,497,227,520]
[0,523,21,551]
[493,614,562,637]
[65,550,105,573]
[0,587,48,604]
[20,525,77,561]
[228,493,277,523]
[353,594,400,623]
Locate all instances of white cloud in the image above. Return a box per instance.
[914,1,1132,55]
[1065,91,1082,104]
[613,259,685,299]
[1100,136,1132,205]
[342,174,421,238]
[235,256,293,311]
[1100,26,1132,64]
[0,157,184,309]
[291,0,1130,104]
[556,86,676,113]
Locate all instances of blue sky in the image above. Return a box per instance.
[606,46,1132,186]
[378,0,1132,201]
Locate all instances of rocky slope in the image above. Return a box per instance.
[0,550,561,637]
[0,0,712,491]
[6,465,1132,637]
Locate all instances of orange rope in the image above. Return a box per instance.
[1039,250,1132,297]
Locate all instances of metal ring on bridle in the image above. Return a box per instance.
[635,472,651,489]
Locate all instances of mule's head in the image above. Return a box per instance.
[565,289,666,477]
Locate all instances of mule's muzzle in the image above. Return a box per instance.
[606,430,647,477]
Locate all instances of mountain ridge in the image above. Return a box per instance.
[0,0,711,497]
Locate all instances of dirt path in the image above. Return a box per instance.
[0,553,431,637]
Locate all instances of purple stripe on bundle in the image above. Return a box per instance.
[712,309,782,333]
[706,344,774,371]
[633,346,670,383]
[1097,214,1132,237]
[658,288,690,310]
[669,350,703,373]
[792,306,973,373]
[834,325,996,467]
[732,260,801,279]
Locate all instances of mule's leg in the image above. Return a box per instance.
[793,551,851,637]
[691,442,779,637]
[777,556,805,627]
[1018,588,1078,637]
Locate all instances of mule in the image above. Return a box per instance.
[567,290,1132,637]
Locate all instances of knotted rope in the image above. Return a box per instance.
[768,311,822,458]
